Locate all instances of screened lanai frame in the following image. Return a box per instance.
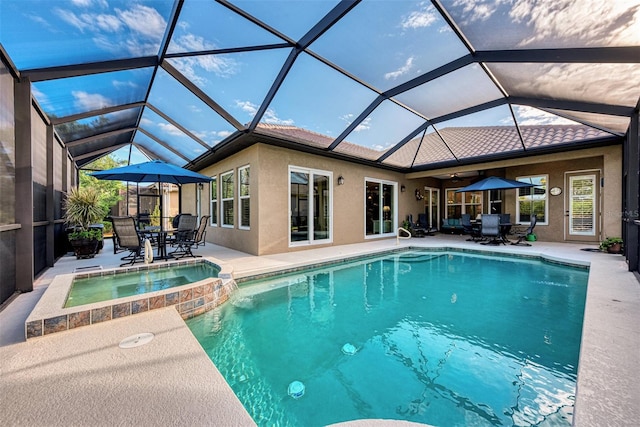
[0,0,638,172]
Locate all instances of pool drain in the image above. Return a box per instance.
[288,381,305,399]
[341,343,357,355]
[119,332,154,349]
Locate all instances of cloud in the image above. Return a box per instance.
[451,0,640,47]
[169,38,239,86]
[262,108,294,125]
[340,113,371,132]
[385,57,414,80]
[54,8,90,32]
[354,117,372,132]
[512,106,575,126]
[235,100,258,117]
[451,0,505,23]
[158,122,184,137]
[112,80,139,90]
[53,4,166,56]
[139,117,153,127]
[401,3,438,29]
[31,87,49,107]
[116,5,166,40]
[510,0,640,47]
[89,13,122,32]
[234,100,293,125]
[72,91,112,111]
[500,62,640,107]
[71,0,108,7]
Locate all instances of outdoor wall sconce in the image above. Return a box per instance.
[415,189,424,200]
[401,185,406,192]
[337,175,345,185]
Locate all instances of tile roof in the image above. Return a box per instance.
[256,123,614,169]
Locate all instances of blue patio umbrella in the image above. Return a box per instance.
[92,160,212,232]
[91,160,212,185]
[455,176,536,192]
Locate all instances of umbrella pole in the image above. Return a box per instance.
[159,181,163,232]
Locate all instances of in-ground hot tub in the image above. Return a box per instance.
[26,258,235,339]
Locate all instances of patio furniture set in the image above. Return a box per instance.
[111,214,210,266]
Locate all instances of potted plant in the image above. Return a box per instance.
[599,237,623,254]
[64,186,107,259]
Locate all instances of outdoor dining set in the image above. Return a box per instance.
[461,213,537,246]
[110,214,210,266]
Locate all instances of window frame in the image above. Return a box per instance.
[364,178,398,238]
[288,165,333,247]
[221,170,234,228]
[515,174,549,225]
[238,165,250,230]
[445,188,483,218]
[209,176,218,226]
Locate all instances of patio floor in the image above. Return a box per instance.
[1,235,638,426]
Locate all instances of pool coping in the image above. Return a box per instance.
[25,257,235,339]
[235,245,589,285]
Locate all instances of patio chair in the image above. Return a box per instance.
[480,214,504,245]
[499,213,512,243]
[193,215,210,247]
[461,214,483,242]
[511,214,537,246]
[111,216,146,266]
[408,214,426,237]
[171,213,191,229]
[168,214,198,258]
[417,213,434,235]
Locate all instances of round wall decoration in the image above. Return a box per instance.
[550,187,562,196]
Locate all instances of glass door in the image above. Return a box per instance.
[424,187,440,230]
[365,179,396,236]
[565,171,599,242]
[290,167,332,245]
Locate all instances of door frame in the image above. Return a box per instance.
[564,169,601,242]
[424,187,440,230]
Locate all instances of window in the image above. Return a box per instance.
[289,166,332,245]
[239,165,250,229]
[446,189,482,218]
[516,175,548,225]
[209,176,217,226]
[365,179,397,236]
[221,170,234,227]
[488,189,502,214]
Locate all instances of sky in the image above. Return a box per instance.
[1,0,636,167]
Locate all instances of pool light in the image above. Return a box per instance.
[288,381,305,399]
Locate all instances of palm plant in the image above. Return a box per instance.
[64,186,107,240]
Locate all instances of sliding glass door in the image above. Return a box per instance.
[365,179,397,236]
[290,167,332,245]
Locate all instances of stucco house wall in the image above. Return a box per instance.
[192,143,622,255]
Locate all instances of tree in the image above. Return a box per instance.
[79,155,127,216]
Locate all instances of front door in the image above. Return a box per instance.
[564,171,600,242]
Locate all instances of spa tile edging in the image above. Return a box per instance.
[26,258,235,339]
[26,278,237,338]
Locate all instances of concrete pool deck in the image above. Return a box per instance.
[1,235,639,426]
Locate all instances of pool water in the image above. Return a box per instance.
[187,251,589,426]
[65,262,220,307]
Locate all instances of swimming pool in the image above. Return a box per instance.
[187,250,588,426]
[65,262,221,307]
